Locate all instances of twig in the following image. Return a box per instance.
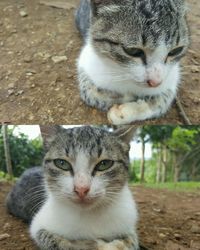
[176,97,192,125]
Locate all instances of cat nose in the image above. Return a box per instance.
[147,79,161,88]
[74,186,90,199]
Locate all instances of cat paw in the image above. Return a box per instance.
[107,101,150,125]
[98,240,128,250]
[107,104,126,125]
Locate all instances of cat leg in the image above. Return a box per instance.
[35,230,139,250]
[108,90,175,125]
[35,229,98,250]
[78,70,131,111]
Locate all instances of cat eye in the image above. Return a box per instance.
[95,160,114,172]
[53,159,72,171]
[123,47,145,58]
[168,46,184,57]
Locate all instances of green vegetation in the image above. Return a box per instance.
[131,126,200,184]
[0,127,43,177]
[0,171,16,181]
[132,182,200,192]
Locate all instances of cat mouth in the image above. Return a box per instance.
[72,197,98,206]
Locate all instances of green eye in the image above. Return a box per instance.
[53,159,72,171]
[168,46,184,57]
[95,160,114,172]
[123,47,145,58]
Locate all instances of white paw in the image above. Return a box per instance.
[98,240,128,250]
[107,101,150,125]
[107,104,127,125]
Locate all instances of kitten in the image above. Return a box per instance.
[76,0,189,125]
[6,125,139,250]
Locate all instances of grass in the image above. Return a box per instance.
[0,171,16,181]
[132,182,200,192]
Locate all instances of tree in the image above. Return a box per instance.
[167,127,198,182]
[139,126,174,183]
[135,126,200,183]
[2,125,13,178]
[140,136,145,183]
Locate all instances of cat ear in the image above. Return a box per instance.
[40,126,62,150]
[113,126,137,144]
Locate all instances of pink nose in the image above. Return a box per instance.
[74,186,90,199]
[147,79,161,88]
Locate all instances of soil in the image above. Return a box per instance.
[0,0,200,125]
[0,182,200,250]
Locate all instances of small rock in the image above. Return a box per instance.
[19,10,28,17]
[8,83,15,88]
[35,52,51,60]
[174,233,182,240]
[26,69,36,74]
[58,108,65,113]
[0,233,10,241]
[15,90,24,96]
[29,115,34,121]
[153,208,162,213]
[24,56,32,63]
[191,225,200,234]
[26,72,33,76]
[52,55,67,63]
[8,89,15,96]
[10,29,17,34]
[18,90,24,95]
[159,233,166,238]
[3,223,11,230]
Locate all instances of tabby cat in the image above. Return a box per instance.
[76,0,189,124]
[7,125,139,250]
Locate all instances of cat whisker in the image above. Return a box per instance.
[30,200,45,217]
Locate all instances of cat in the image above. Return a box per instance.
[76,0,189,125]
[6,125,139,250]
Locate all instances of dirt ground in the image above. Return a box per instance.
[0,182,200,250]
[0,0,199,124]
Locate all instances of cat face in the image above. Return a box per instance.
[41,126,135,210]
[90,0,189,88]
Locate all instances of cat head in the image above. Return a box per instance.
[89,0,189,88]
[40,125,136,210]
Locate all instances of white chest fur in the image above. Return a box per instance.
[30,185,138,241]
